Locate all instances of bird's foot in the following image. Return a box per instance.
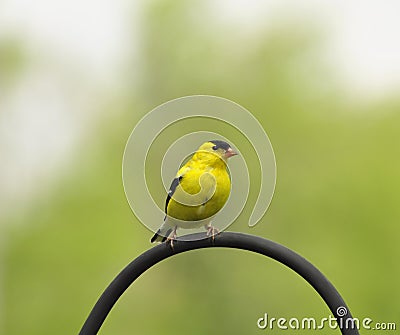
[206,225,220,241]
[166,229,178,249]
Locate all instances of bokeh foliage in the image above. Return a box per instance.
[3,1,400,334]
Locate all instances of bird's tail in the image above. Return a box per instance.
[150,222,173,243]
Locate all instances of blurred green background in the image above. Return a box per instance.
[1,1,399,334]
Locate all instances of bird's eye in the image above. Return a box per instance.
[212,145,217,150]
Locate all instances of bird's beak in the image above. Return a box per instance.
[225,147,238,158]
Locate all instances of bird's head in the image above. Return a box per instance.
[194,140,238,165]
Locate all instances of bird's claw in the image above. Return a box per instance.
[206,226,220,241]
[166,229,177,249]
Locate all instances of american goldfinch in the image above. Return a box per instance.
[151,140,237,246]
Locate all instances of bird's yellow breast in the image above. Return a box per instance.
[166,157,231,223]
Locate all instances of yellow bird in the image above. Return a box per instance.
[151,140,237,246]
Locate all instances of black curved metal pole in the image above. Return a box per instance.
[79,232,359,335]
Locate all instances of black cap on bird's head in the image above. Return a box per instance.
[209,140,231,150]
[209,140,238,159]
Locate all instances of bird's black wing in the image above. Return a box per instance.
[165,175,183,214]
[151,177,182,243]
